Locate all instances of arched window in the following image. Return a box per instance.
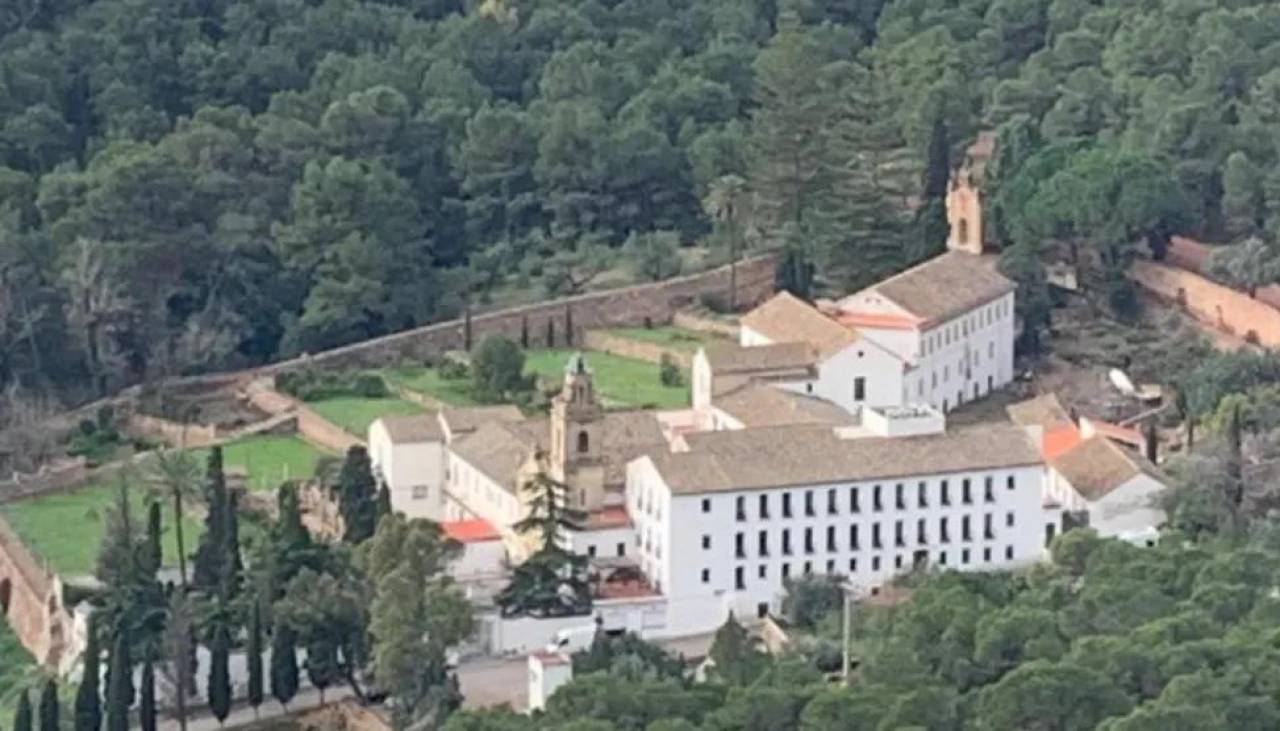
[577,430,590,453]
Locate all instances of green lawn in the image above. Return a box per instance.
[0,619,35,719]
[191,435,331,491]
[525,349,689,409]
[2,482,204,578]
[307,396,426,436]
[606,326,712,352]
[384,367,483,407]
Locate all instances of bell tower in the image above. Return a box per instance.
[550,353,605,509]
[946,132,995,256]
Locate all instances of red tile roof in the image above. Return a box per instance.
[834,311,923,330]
[1043,424,1083,461]
[1084,419,1144,448]
[442,518,501,543]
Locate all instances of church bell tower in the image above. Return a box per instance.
[550,353,605,509]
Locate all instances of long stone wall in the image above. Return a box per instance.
[1131,261,1280,347]
[0,515,73,670]
[242,380,363,453]
[580,331,695,368]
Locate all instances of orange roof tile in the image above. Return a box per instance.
[1043,424,1083,461]
[1085,419,1144,448]
[442,518,501,543]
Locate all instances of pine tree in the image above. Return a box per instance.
[74,621,102,731]
[748,14,839,252]
[105,632,133,731]
[270,623,300,709]
[911,115,952,263]
[14,690,32,731]
[336,446,378,544]
[246,599,265,717]
[138,657,156,731]
[207,624,231,724]
[37,679,57,731]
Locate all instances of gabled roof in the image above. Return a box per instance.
[740,291,859,357]
[439,405,524,440]
[713,383,856,430]
[846,252,1015,325]
[375,414,443,444]
[1006,393,1073,430]
[449,420,540,494]
[1050,436,1163,501]
[703,342,817,376]
[653,423,1042,494]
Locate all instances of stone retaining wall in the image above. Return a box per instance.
[1131,259,1280,347]
[126,414,220,448]
[671,311,740,339]
[580,331,695,368]
[0,515,74,671]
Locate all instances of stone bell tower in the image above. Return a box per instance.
[549,353,606,511]
[946,131,995,256]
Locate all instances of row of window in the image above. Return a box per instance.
[921,300,1008,357]
[729,477,1016,521]
[725,513,1015,559]
[712,544,1019,589]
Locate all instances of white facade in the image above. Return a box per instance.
[1047,467,1165,546]
[627,456,1048,637]
[444,451,523,528]
[369,420,446,521]
[775,340,907,413]
[528,652,573,711]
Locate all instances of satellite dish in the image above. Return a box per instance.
[1109,368,1137,396]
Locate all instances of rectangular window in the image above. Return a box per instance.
[736,496,746,521]
[826,559,835,574]
[758,564,767,579]
[1007,475,1016,490]
[962,516,972,541]
[701,569,710,584]
[702,498,711,513]
[941,480,951,506]
[984,477,995,503]
[1005,545,1014,561]
[804,527,815,554]
[940,517,950,543]
[918,481,928,508]
[962,549,971,565]
[758,530,769,556]
[826,525,837,552]
[849,558,858,572]
[983,547,992,562]
[872,523,882,549]
[1006,511,1015,527]
[894,520,905,547]
[617,543,625,557]
[827,489,838,515]
[854,377,866,402]
[735,566,745,590]
[917,518,927,545]
[588,545,597,558]
[894,555,903,569]
[895,483,905,510]
[783,492,793,518]
[985,513,995,540]
[804,490,815,517]
[874,485,883,511]
[702,535,711,550]
[782,563,790,579]
[850,487,861,513]
[872,556,881,571]
[962,479,972,505]
[850,524,860,550]
[804,561,812,575]
[939,551,948,566]
[782,529,792,556]
[759,494,770,519]
[735,532,746,559]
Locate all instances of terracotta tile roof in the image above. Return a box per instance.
[850,252,1015,325]
[375,414,443,444]
[439,405,524,439]
[703,342,818,376]
[450,420,540,493]
[1043,425,1083,461]
[834,312,922,330]
[740,291,859,357]
[441,518,501,543]
[714,383,857,429]
[1050,436,1162,501]
[653,423,1042,494]
[598,412,668,487]
[1083,418,1144,448]
[1006,393,1073,430]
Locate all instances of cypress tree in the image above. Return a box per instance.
[15,690,32,731]
[193,446,228,591]
[270,623,299,709]
[143,501,162,575]
[207,624,231,724]
[546,318,555,347]
[224,489,243,594]
[37,679,57,731]
[74,622,101,731]
[246,599,265,717]
[138,658,156,731]
[305,638,337,705]
[337,446,378,544]
[105,632,132,731]
[463,305,473,351]
[376,483,393,524]
[564,306,574,346]
[520,315,529,348]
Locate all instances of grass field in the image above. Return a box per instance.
[307,396,426,436]
[525,349,689,409]
[191,435,331,491]
[383,367,483,407]
[2,481,204,578]
[606,326,712,352]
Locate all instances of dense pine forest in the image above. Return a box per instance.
[1,0,1279,405]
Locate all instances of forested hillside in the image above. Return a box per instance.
[1,0,1279,404]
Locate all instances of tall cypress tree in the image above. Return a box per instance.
[336,447,378,544]
[138,658,156,731]
[37,679,57,731]
[207,624,231,724]
[105,631,133,731]
[246,599,265,717]
[143,500,163,574]
[564,306,574,346]
[305,638,337,705]
[270,623,299,709]
[193,446,228,591]
[74,622,101,731]
[15,689,32,731]
[520,315,529,348]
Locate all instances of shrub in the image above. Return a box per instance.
[439,359,470,380]
[473,336,534,402]
[353,373,389,398]
[699,291,729,314]
[659,355,684,387]
[275,369,389,401]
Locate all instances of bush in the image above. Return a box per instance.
[659,355,684,387]
[699,291,729,314]
[472,336,534,402]
[275,369,389,401]
[439,358,470,380]
[353,373,389,398]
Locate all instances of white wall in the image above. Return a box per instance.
[565,525,636,560]
[908,292,1015,413]
[482,597,669,654]
[452,539,509,581]
[775,340,905,413]
[740,326,772,347]
[446,452,522,529]
[370,422,447,521]
[1081,474,1166,544]
[632,458,1048,637]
